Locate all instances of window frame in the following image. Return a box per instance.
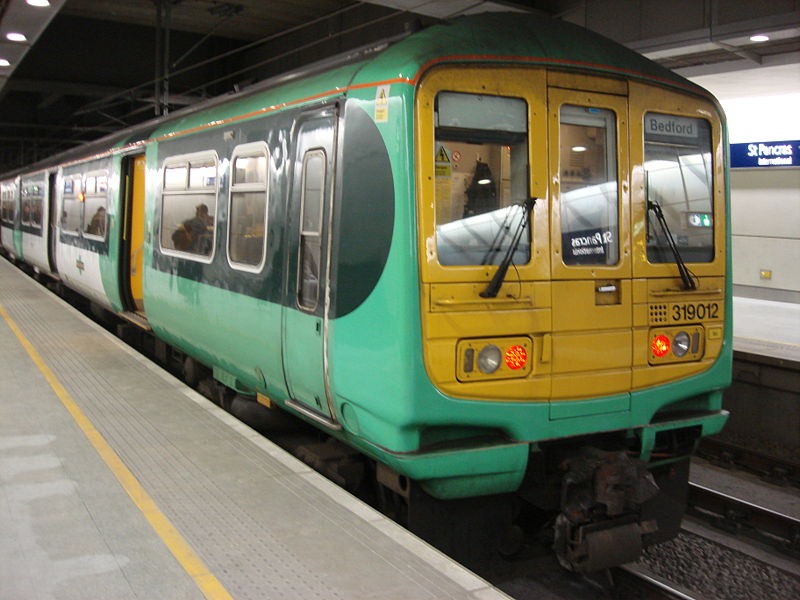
[415,65,550,285]
[643,111,715,265]
[557,103,620,267]
[20,179,45,231]
[628,80,726,281]
[159,150,219,263]
[226,142,270,273]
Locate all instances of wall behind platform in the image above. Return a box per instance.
[731,167,800,303]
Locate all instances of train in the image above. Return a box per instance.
[0,12,731,572]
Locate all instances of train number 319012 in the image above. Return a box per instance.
[671,302,720,322]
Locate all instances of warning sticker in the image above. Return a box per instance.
[374,85,390,122]
[435,145,451,177]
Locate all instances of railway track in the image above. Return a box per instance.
[610,565,701,600]
[699,437,800,488]
[687,482,800,558]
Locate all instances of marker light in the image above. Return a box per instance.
[651,335,670,358]
[477,345,502,374]
[504,345,527,370]
[672,331,691,357]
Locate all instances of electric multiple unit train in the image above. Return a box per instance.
[0,13,731,571]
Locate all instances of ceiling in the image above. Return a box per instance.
[0,0,798,175]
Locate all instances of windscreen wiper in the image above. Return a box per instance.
[647,199,697,291]
[480,197,536,298]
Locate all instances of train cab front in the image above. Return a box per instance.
[411,63,731,571]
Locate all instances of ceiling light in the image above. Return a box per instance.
[572,146,587,152]
[749,34,770,42]
[6,32,28,42]
[26,0,51,7]
[477,178,491,185]
[0,59,10,67]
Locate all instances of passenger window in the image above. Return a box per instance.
[433,92,530,267]
[1,186,15,224]
[298,150,325,310]
[21,183,43,229]
[559,104,619,266]
[20,187,31,226]
[229,146,269,269]
[83,171,108,239]
[61,177,82,235]
[644,113,714,263]
[160,153,217,258]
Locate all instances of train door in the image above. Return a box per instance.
[546,78,633,414]
[121,154,147,312]
[282,107,338,426]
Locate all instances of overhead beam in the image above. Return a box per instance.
[7,78,131,98]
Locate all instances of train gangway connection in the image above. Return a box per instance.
[0,259,508,600]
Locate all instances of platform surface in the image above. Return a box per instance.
[733,296,800,363]
[0,258,508,600]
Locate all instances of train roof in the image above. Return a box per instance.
[2,12,714,179]
[356,12,705,94]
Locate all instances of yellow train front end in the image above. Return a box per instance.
[414,64,730,571]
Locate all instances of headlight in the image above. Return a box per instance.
[477,345,502,374]
[672,331,690,357]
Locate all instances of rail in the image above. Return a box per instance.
[687,482,800,558]
[611,564,701,600]
[698,437,800,488]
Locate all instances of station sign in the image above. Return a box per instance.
[730,140,799,168]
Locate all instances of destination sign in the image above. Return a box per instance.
[645,114,700,139]
[730,140,799,168]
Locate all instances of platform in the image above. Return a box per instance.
[0,258,508,600]
[733,296,800,363]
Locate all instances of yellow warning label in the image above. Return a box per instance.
[435,145,451,177]
[374,85,389,123]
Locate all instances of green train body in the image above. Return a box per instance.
[1,13,731,571]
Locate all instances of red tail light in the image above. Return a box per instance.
[651,335,670,357]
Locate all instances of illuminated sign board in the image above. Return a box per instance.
[730,140,799,168]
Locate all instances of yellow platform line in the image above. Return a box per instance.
[0,304,234,600]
